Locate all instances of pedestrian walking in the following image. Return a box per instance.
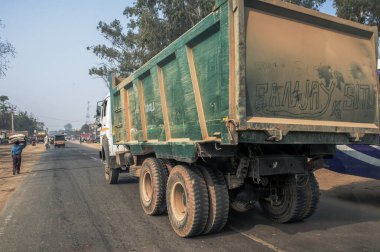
[44,135,50,149]
[11,140,27,175]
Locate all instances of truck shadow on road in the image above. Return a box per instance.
[222,183,380,236]
[117,175,139,184]
[322,180,380,208]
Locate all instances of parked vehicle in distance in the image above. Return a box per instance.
[53,134,65,148]
[97,0,379,237]
[36,131,47,143]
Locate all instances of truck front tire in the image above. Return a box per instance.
[105,165,119,184]
[166,165,209,237]
[139,158,168,215]
[102,139,119,184]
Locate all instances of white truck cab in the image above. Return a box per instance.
[97,95,129,183]
[98,96,115,156]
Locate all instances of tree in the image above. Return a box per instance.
[80,124,90,133]
[87,0,215,84]
[0,19,16,78]
[334,0,380,31]
[14,111,45,135]
[88,0,325,82]
[0,95,10,113]
[0,95,11,129]
[284,0,326,10]
[0,95,45,135]
[64,123,73,132]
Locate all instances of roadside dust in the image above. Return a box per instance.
[0,144,45,212]
[315,168,373,190]
[316,168,380,207]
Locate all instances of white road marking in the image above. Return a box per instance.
[337,145,380,167]
[228,225,285,252]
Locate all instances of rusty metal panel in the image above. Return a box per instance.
[243,0,379,139]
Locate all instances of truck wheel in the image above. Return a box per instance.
[163,159,177,173]
[105,165,120,184]
[139,158,168,215]
[229,184,256,213]
[198,166,229,234]
[166,165,209,237]
[230,199,255,213]
[300,172,320,220]
[259,175,305,223]
[102,139,119,184]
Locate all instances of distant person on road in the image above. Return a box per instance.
[44,135,50,150]
[11,140,27,175]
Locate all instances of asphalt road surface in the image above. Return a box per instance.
[0,142,379,252]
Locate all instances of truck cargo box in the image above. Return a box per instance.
[108,0,379,162]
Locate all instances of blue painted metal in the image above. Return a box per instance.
[326,137,380,179]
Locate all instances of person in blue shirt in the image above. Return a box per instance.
[11,140,27,175]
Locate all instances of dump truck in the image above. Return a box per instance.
[36,131,47,143]
[53,134,65,148]
[97,0,379,237]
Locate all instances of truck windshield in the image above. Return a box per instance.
[55,135,65,141]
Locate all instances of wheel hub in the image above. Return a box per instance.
[142,170,153,203]
[171,182,187,221]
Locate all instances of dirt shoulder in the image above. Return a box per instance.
[0,143,45,212]
[315,168,380,208]
[315,168,373,190]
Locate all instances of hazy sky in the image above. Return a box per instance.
[0,0,335,131]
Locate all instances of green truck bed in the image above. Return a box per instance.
[109,0,379,162]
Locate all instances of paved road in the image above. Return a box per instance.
[0,142,379,251]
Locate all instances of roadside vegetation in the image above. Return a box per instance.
[0,19,15,78]
[0,95,45,136]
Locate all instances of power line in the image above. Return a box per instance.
[35,114,84,123]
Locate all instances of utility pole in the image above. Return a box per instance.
[10,105,16,133]
[86,101,90,125]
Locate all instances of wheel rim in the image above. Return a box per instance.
[273,187,289,208]
[171,182,187,221]
[142,170,153,203]
[105,165,110,181]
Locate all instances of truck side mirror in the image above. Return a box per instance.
[96,106,101,117]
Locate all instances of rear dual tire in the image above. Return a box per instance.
[259,173,320,223]
[166,165,229,237]
[260,175,305,223]
[198,166,229,234]
[299,172,320,220]
[166,165,209,237]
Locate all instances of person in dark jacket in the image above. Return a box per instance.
[11,140,27,175]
